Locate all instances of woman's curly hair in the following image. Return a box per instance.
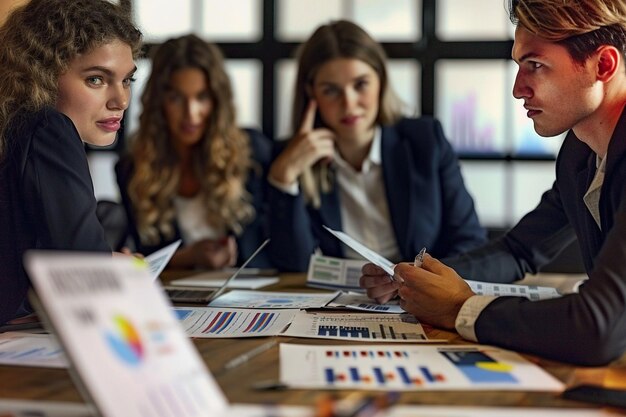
[127,34,254,245]
[0,0,142,159]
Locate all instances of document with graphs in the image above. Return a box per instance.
[281,311,442,342]
[24,252,228,417]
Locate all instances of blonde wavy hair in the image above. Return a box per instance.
[509,0,626,63]
[0,0,141,160]
[128,34,254,245]
[291,20,404,208]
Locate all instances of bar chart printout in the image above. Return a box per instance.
[282,312,433,342]
[174,307,298,338]
[279,344,564,391]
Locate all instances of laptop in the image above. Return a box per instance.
[163,239,270,303]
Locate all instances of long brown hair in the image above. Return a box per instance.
[127,34,253,245]
[0,0,141,160]
[292,20,403,208]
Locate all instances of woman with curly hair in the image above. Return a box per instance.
[116,34,272,269]
[0,0,142,324]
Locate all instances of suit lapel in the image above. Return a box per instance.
[601,106,626,231]
[319,182,344,256]
[381,125,414,259]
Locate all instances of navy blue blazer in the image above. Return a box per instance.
[445,107,626,365]
[115,128,274,268]
[0,108,110,325]
[269,117,487,272]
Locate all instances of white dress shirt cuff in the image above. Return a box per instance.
[268,175,299,196]
[455,295,499,342]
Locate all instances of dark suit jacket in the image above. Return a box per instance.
[445,108,626,366]
[0,108,110,325]
[115,128,273,268]
[269,117,488,272]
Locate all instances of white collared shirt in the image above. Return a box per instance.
[174,193,224,244]
[267,126,402,262]
[334,126,402,263]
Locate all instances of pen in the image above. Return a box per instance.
[222,339,277,371]
[414,247,427,268]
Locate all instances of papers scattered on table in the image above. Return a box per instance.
[306,254,366,291]
[279,344,564,391]
[0,333,67,368]
[282,312,436,342]
[466,280,561,300]
[169,277,279,290]
[326,292,404,314]
[208,290,340,309]
[146,239,181,279]
[323,226,395,276]
[174,307,298,338]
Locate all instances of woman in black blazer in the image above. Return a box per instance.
[268,20,487,272]
[0,0,142,325]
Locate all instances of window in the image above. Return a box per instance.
[94,0,559,228]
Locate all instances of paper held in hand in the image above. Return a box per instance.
[323,226,395,276]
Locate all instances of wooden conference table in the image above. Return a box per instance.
[2,272,626,413]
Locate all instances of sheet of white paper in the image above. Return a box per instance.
[326,292,404,314]
[323,226,395,276]
[282,311,437,342]
[517,272,588,294]
[386,406,620,417]
[173,307,298,338]
[306,254,367,291]
[25,253,229,417]
[208,290,340,309]
[466,280,561,300]
[0,332,67,368]
[169,277,279,289]
[279,344,564,391]
[145,239,181,280]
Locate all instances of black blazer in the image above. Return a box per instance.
[115,128,273,268]
[445,107,626,365]
[268,117,487,272]
[0,108,110,324]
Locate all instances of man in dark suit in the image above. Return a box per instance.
[361,0,626,366]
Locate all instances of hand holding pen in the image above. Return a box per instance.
[414,247,427,268]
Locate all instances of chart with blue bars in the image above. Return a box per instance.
[317,324,424,340]
[319,347,519,389]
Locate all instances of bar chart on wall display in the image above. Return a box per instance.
[173,307,298,338]
[282,312,437,342]
[279,344,564,391]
